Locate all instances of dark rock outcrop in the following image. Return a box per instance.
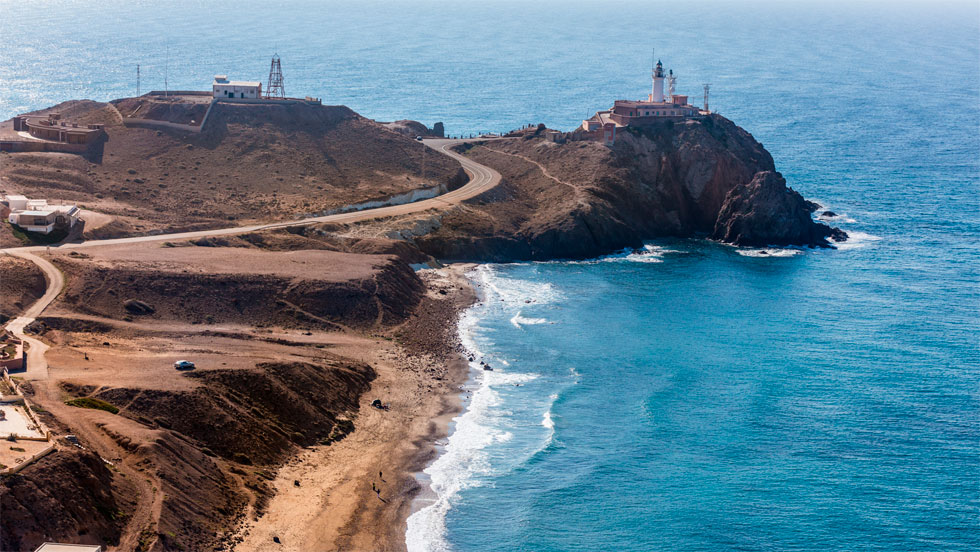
[122,298,155,315]
[383,119,444,138]
[711,171,845,247]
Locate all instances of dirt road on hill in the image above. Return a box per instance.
[0,138,501,381]
[3,249,62,380]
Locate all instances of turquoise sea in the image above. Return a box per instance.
[2,1,978,551]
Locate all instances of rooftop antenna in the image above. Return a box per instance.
[266,54,285,99]
[703,83,711,113]
[136,64,141,96]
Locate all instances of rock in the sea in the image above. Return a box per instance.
[712,171,845,248]
[820,210,837,218]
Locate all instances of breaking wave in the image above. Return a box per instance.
[736,248,803,258]
[831,230,882,251]
[406,267,544,552]
[510,312,549,329]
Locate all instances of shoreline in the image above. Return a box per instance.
[231,264,478,552]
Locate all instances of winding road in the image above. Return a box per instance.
[1,138,501,381]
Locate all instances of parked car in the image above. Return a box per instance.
[174,360,196,370]
[415,135,423,141]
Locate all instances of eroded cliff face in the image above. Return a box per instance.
[413,115,842,261]
[0,449,135,551]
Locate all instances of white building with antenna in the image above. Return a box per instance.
[582,57,708,144]
[212,75,262,99]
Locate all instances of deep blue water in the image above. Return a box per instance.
[2,1,978,551]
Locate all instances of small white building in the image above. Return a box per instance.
[212,75,262,99]
[3,195,80,234]
[34,544,102,552]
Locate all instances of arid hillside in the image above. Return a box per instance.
[50,244,424,329]
[0,256,46,322]
[1,230,471,552]
[0,98,465,247]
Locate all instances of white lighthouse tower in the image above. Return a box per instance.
[650,60,666,103]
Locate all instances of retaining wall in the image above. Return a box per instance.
[120,117,205,133]
[0,140,90,154]
[3,444,55,474]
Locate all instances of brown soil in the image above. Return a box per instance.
[234,267,475,552]
[3,231,474,552]
[0,447,140,551]
[0,255,46,322]
[48,245,425,330]
[0,99,464,247]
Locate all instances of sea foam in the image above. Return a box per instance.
[406,267,542,552]
[831,230,882,251]
[736,248,803,258]
[510,312,549,329]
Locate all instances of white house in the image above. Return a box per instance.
[3,195,80,234]
[212,75,262,99]
[33,544,103,552]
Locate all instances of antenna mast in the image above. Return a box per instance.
[266,54,285,99]
[136,64,141,96]
[703,83,711,113]
[164,45,169,97]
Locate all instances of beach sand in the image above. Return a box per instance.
[233,265,475,552]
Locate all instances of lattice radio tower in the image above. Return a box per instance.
[266,54,285,99]
[703,83,711,113]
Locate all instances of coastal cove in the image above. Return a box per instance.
[410,229,977,551]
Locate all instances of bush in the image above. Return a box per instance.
[65,397,119,414]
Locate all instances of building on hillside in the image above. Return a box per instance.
[581,59,705,144]
[212,75,262,99]
[33,544,102,552]
[3,195,80,234]
[12,113,105,145]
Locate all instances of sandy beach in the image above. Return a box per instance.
[233,266,475,552]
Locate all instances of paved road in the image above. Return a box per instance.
[3,250,60,380]
[1,138,501,380]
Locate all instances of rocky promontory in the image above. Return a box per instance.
[712,170,847,247]
[404,114,844,261]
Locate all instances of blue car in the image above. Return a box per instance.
[174,360,195,370]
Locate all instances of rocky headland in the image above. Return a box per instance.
[389,115,845,261]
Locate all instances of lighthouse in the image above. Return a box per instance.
[651,60,665,103]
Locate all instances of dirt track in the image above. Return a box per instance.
[1,138,500,382]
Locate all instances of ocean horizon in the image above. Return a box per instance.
[2,1,977,551]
